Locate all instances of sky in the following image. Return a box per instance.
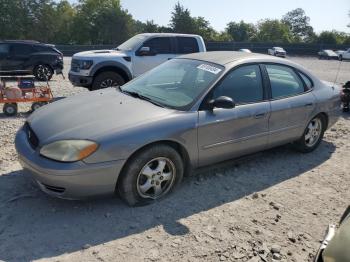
[121,0,350,33]
[70,0,350,33]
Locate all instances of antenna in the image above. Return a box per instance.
[332,59,343,88]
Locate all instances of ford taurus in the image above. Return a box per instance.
[15,51,341,206]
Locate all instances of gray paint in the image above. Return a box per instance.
[15,52,342,199]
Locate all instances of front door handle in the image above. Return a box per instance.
[304,103,314,107]
[254,112,267,119]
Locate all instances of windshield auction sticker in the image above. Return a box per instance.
[197,64,222,75]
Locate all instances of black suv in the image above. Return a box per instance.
[0,40,63,81]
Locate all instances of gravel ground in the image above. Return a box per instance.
[0,57,349,262]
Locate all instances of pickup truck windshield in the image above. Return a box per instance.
[117,35,147,51]
[120,59,224,110]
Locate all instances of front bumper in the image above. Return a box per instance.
[275,52,286,57]
[68,72,93,87]
[15,128,126,199]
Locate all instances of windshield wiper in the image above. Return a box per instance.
[119,88,165,108]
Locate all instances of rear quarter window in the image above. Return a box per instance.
[176,37,199,54]
[298,72,313,90]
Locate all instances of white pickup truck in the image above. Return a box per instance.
[69,33,206,90]
[339,48,350,61]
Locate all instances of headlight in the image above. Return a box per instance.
[40,140,98,162]
[80,60,93,70]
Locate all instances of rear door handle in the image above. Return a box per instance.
[254,112,267,119]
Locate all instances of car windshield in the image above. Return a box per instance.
[324,50,337,55]
[116,35,147,51]
[274,47,284,51]
[120,59,224,110]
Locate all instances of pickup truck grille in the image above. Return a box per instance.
[71,59,80,72]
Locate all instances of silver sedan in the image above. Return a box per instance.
[15,51,341,206]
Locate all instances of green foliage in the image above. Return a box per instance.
[255,19,293,43]
[0,1,348,45]
[318,30,350,45]
[282,8,314,42]
[226,21,256,42]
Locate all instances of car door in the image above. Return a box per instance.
[132,37,177,77]
[263,64,316,147]
[7,43,34,71]
[0,43,10,71]
[197,64,270,166]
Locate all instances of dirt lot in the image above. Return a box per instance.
[0,57,349,262]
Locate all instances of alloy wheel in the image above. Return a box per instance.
[136,157,176,199]
[305,118,322,147]
[100,79,119,89]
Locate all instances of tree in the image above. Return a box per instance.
[226,21,256,42]
[256,19,293,43]
[169,2,218,41]
[282,8,314,42]
[318,31,337,44]
[72,0,134,44]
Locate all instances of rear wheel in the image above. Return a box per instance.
[33,64,53,81]
[3,103,18,116]
[293,115,325,153]
[31,102,47,112]
[118,145,184,206]
[91,71,125,91]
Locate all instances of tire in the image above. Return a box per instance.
[31,102,47,112]
[33,64,53,81]
[339,55,343,61]
[293,115,326,153]
[91,71,125,91]
[3,103,18,116]
[118,145,184,206]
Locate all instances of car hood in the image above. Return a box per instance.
[73,49,129,59]
[27,89,174,145]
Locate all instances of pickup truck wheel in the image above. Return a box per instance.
[34,64,53,81]
[92,72,125,91]
[3,103,18,116]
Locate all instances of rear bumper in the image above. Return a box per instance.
[68,72,93,87]
[15,128,126,199]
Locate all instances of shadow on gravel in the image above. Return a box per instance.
[0,141,335,261]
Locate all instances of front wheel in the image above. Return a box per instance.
[339,55,343,61]
[118,145,184,206]
[91,71,125,91]
[293,115,325,153]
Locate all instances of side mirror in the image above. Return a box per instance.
[208,96,235,110]
[137,46,154,56]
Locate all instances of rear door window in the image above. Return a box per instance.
[176,37,199,54]
[11,44,34,56]
[265,64,305,99]
[143,37,173,54]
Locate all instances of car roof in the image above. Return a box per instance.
[0,40,40,44]
[137,33,201,38]
[178,51,274,66]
